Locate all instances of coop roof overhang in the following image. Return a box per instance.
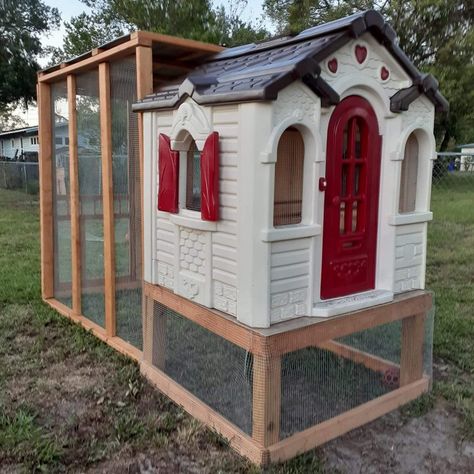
[37,31,223,85]
[133,10,447,113]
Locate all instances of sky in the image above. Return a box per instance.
[39,0,269,59]
[21,0,270,127]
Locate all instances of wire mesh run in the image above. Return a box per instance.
[147,297,434,445]
[110,57,142,349]
[151,301,253,434]
[51,81,72,307]
[76,70,105,327]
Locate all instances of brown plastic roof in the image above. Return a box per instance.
[133,10,448,113]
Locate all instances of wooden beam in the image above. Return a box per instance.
[144,282,267,355]
[136,45,154,353]
[267,377,430,464]
[44,297,142,362]
[136,46,153,100]
[38,81,54,300]
[67,74,81,316]
[39,38,139,83]
[134,31,223,54]
[99,62,116,338]
[252,355,281,447]
[400,313,426,386]
[266,292,433,356]
[140,361,265,465]
[317,340,399,374]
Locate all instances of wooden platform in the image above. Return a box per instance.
[141,283,432,466]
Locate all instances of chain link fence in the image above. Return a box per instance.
[433,152,474,190]
[0,161,39,194]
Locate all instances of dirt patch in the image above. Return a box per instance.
[321,401,474,473]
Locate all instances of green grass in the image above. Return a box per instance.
[428,175,474,437]
[0,174,473,471]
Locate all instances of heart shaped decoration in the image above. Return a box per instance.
[328,58,338,73]
[355,45,367,64]
[380,66,390,80]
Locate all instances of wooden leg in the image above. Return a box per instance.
[400,313,425,386]
[252,354,281,447]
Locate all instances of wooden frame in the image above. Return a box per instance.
[142,285,432,466]
[39,33,219,348]
[67,74,82,317]
[38,82,54,300]
[99,62,116,337]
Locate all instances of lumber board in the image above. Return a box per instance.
[99,62,116,338]
[252,355,282,447]
[144,283,267,355]
[140,361,266,465]
[38,82,54,299]
[39,38,139,83]
[67,74,82,317]
[268,377,430,464]
[317,340,399,373]
[400,313,426,386]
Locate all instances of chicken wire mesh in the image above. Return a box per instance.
[51,81,72,307]
[110,57,142,349]
[76,70,105,327]
[149,298,434,442]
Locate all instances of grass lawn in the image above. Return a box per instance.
[0,176,473,472]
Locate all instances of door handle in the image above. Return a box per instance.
[319,177,327,191]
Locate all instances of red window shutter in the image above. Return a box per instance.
[157,133,179,213]
[200,132,219,221]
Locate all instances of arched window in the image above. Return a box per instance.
[399,133,419,213]
[186,140,201,211]
[273,127,304,226]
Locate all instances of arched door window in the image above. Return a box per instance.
[399,134,419,213]
[273,127,305,226]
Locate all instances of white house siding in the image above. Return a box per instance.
[153,111,175,290]
[394,223,425,292]
[211,106,239,315]
[150,104,240,316]
[270,238,311,323]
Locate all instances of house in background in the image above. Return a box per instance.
[0,126,41,161]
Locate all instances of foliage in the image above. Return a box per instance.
[0,104,28,132]
[54,0,268,62]
[0,0,60,106]
[263,0,474,148]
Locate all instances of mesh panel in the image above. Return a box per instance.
[76,70,105,327]
[152,301,253,434]
[147,299,434,444]
[110,57,142,349]
[51,82,72,306]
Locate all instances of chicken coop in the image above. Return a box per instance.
[38,11,446,466]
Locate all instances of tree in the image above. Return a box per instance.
[56,0,268,61]
[0,0,60,106]
[0,104,27,132]
[263,0,474,148]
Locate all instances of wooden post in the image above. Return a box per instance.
[99,61,116,338]
[38,81,54,300]
[252,354,281,447]
[136,45,154,352]
[67,74,82,316]
[400,312,426,386]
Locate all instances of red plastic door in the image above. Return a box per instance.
[321,96,382,300]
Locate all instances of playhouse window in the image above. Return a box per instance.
[186,140,201,211]
[399,134,419,213]
[273,127,304,226]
